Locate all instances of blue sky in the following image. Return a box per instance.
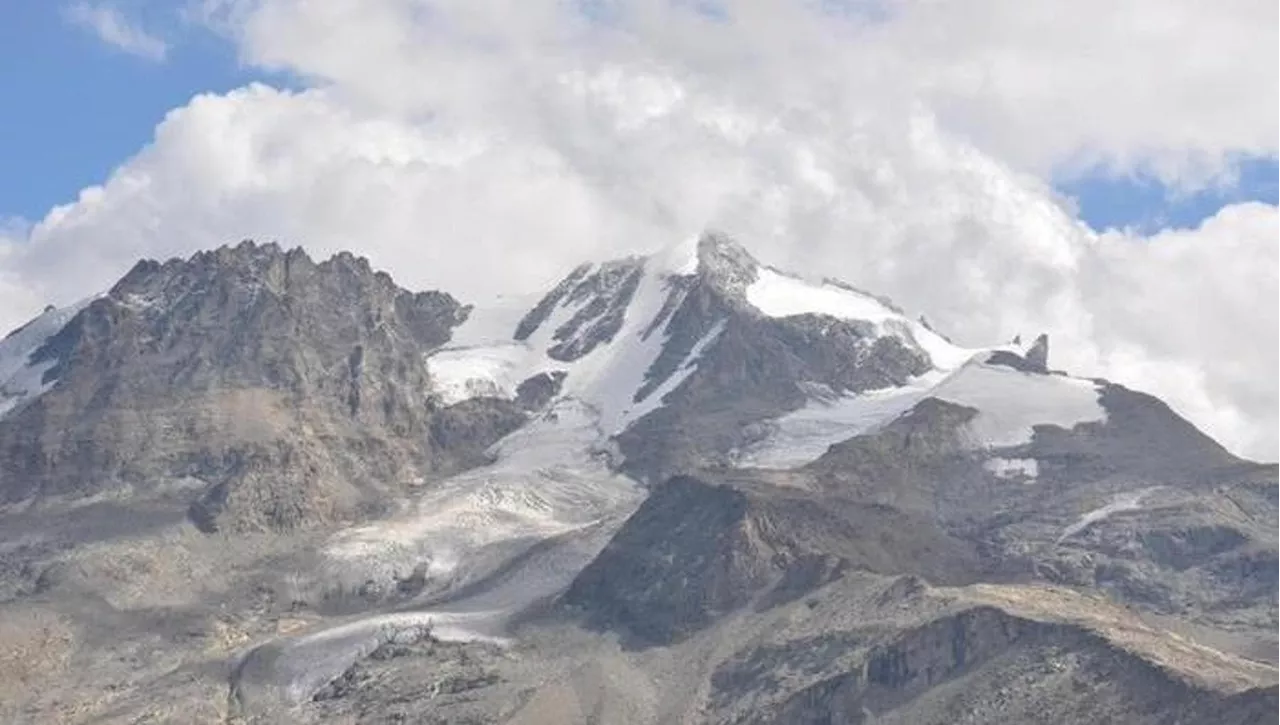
[0,2,286,224]
[0,1,1275,235]
[1058,155,1279,234]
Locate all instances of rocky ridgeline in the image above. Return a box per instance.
[0,241,527,531]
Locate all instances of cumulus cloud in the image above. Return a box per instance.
[4,0,1277,460]
[64,1,169,61]
[878,0,1279,187]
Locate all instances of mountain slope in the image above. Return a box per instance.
[0,232,1272,725]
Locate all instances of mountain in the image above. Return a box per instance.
[0,234,1273,724]
[0,241,531,532]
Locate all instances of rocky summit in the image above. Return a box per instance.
[0,233,1274,724]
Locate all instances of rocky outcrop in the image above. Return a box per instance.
[0,241,516,532]
[1025,333,1049,372]
[562,475,981,646]
[516,258,646,361]
[1022,381,1241,483]
[723,603,1277,725]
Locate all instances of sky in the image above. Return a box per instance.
[0,2,296,221]
[0,0,1276,461]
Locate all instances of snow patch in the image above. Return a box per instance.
[985,457,1039,481]
[426,253,714,432]
[735,359,1105,470]
[737,372,945,469]
[0,299,94,418]
[425,292,568,405]
[747,267,898,324]
[932,363,1106,448]
[556,260,697,434]
[1059,489,1157,542]
[426,343,537,405]
[745,267,976,372]
[904,321,977,371]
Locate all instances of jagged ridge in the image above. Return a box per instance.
[0,241,524,531]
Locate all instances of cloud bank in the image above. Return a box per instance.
[6,0,1277,459]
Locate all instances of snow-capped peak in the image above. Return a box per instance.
[425,230,1105,470]
[428,238,719,435]
[663,231,977,372]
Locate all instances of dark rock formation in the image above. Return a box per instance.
[0,241,511,532]
[562,474,981,646]
[1025,333,1049,372]
[515,258,646,362]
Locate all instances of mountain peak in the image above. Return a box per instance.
[646,230,758,282]
[693,230,760,294]
[0,241,480,529]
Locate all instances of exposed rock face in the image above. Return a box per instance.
[1024,381,1240,481]
[515,370,567,410]
[0,241,519,532]
[714,596,1278,725]
[517,258,646,362]
[985,333,1048,374]
[618,317,929,481]
[805,397,982,510]
[1025,333,1049,372]
[563,474,981,646]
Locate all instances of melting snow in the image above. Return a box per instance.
[1059,489,1157,542]
[737,372,945,469]
[323,399,641,591]
[290,399,644,706]
[241,610,510,707]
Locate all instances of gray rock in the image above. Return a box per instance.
[562,473,981,647]
[1025,333,1049,372]
[0,241,498,532]
[515,258,646,362]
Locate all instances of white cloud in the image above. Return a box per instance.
[3,0,1276,460]
[878,0,1278,187]
[64,2,169,62]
